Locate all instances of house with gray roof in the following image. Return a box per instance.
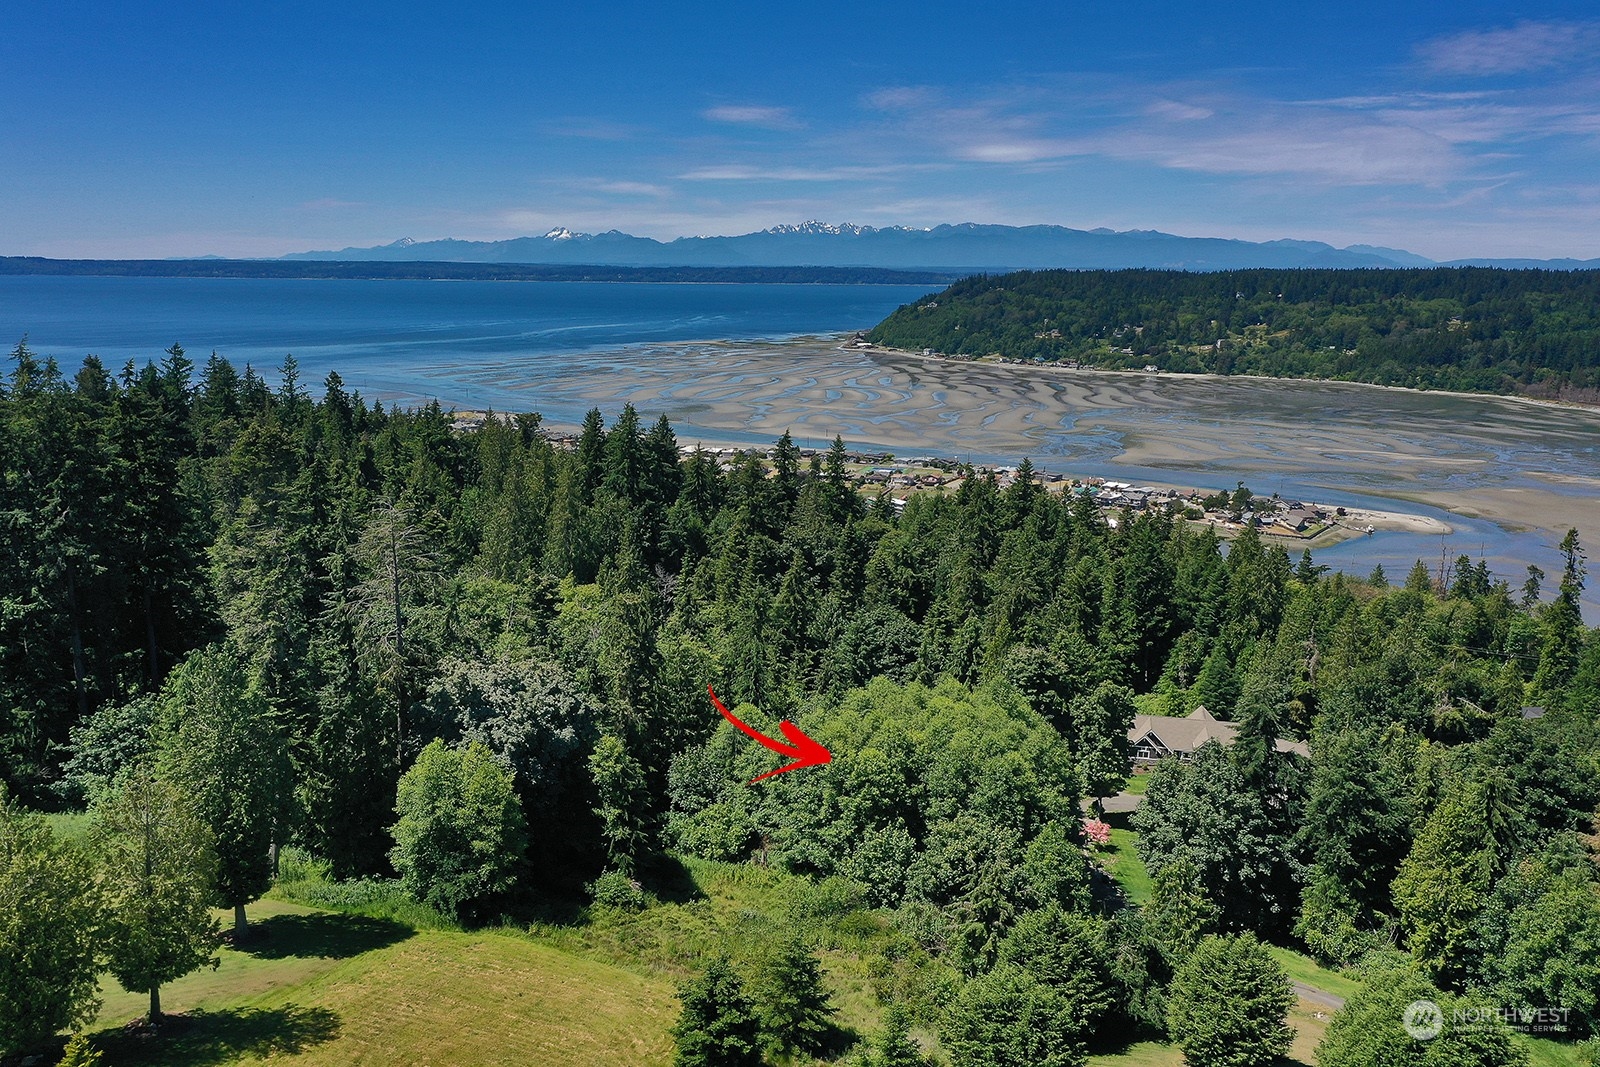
[1128,706,1310,767]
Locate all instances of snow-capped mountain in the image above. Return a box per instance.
[283,222,1453,271]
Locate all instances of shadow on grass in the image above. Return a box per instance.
[237,911,414,960]
[1102,809,1137,832]
[94,1005,339,1067]
[640,853,706,905]
[815,1020,862,1060]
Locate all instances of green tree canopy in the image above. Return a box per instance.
[0,789,105,1055]
[157,644,292,936]
[390,739,528,923]
[1165,934,1294,1067]
[1317,955,1530,1067]
[91,767,220,1024]
[941,965,1086,1067]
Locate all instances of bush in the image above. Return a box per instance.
[54,1033,101,1067]
[0,794,104,1055]
[1318,957,1530,1067]
[589,868,649,911]
[274,846,455,930]
[942,965,1087,1067]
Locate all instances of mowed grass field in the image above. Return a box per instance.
[87,899,676,1067]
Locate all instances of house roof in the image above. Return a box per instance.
[1128,705,1310,758]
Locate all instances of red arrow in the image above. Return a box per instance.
[708,685,832,784]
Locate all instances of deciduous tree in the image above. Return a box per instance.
[390,739,527,922]
[92,767,219,1025]
[158,645,292,937]
[0,790,104,1055]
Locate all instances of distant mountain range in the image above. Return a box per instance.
[282,221,1600,272]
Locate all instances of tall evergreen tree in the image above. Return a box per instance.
[751,942,836,1058]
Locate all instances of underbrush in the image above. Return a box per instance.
[271,847,458,931]
[527,855,959,1050]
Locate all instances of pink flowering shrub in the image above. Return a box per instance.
[1083,817,1112,849]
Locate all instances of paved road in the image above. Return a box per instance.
[1100,791,1143,814]
[1295,981,1347,1011]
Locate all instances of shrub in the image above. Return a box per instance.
[589,868,649,911]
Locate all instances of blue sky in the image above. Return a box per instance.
[7,1,1600,259]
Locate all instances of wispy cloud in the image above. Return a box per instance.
[702,105,800,129]
[1120,116,1459,184]
[1417,20,1600,76]
[907,91,1467,185]
[861,86,940,111]
[678,163,923,182]
[591,180,668,197]
[1146,99,1214,122]
[952,139,1073,164]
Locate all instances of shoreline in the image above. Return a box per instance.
[475,411,1456,543]
[471,332,1594,556]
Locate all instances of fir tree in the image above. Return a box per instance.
[752,943,836,1057]
[671,957,763,1067]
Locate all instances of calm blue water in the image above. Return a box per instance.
[0,275,934,405]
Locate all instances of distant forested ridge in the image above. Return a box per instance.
[866,267,1600,400]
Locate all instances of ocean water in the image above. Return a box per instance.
[4,274,1596,617]
[0,275,935,406]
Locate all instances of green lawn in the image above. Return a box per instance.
[1526,1037,1593,1067]
[62,853,1592,1067]
[1088,1040,1182,1066]
[70,856,944,1066]
[1099,816,1153,905]
[86,899,678,1067]
[1120,773,1153,798]
[1266,946,1361,1002]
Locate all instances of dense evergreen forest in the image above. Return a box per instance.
[3,337,1598,1065]
[866,267,1600,400]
